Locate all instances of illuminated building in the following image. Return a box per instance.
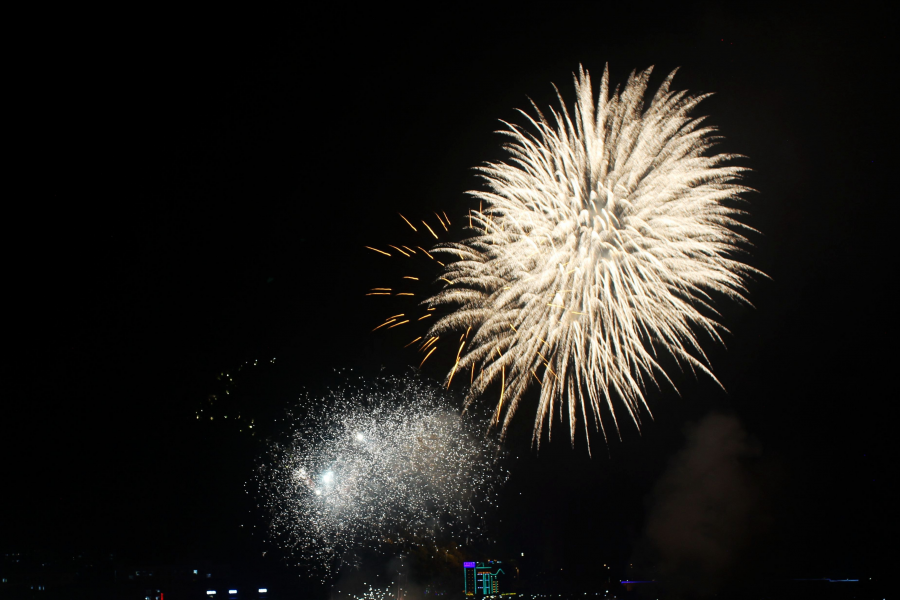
[463,561,505,596]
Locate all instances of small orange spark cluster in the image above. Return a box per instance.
[365,212,455,371]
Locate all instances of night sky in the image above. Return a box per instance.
[3,5,891,597]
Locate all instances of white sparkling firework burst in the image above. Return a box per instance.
[425,65,760,447]
[257,373,505,576]
[350,586,393,600]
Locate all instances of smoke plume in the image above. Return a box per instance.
[643,414,764,597]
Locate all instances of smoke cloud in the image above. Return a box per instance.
[642,414,765,597]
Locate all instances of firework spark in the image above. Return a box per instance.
[351,588,390,600]
[424,65,760,447]
[257,373,505,575]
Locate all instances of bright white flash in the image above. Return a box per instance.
[322,471,334,485]
[426,65,761,448]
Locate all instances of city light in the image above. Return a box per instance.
[258,589,267,593]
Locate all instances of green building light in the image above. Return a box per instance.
[463,561,505,596]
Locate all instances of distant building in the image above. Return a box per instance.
[463,561,505,596]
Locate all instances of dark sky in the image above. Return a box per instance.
[3,4,891,594]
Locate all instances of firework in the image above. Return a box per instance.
[424,65,760,447]
[365,211,454,371]
[349,587,393,600]
[257,373,505,575]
